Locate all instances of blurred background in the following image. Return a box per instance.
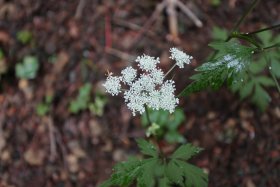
[0,0,279,186]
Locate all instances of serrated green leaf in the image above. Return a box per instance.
[137,158,157,187]
[171,144,203,161]
[180,41,254,97]
[165,160,183,185]
[255,76,275,86]
[174,160,208,187]
[99,158,143,187]
[136,139,158,157]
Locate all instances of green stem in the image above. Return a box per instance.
[144,105,164,158]
[210,0,260,60]
[226,0,260,41]
[144,105,152,126]
[230,33,261,48]
[263,43,280,50]
[245,23,280,35]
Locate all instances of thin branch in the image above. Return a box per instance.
[245,23,280,35]
[176,0,203,27]
[75,0,87,19]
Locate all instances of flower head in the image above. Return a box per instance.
[169,47,193,68]
[121,66,137,85]
[103,48,192,116]
[136,54,160,72]
[103,74,122,96]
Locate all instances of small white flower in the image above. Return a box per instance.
[136,54,160,72]
[121,66,137,85]
[150,68,164,84]
[169,47,193,68]
[159,80,179,113]
[103,75,122,96]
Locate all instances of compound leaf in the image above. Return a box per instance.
[171,144,203,161]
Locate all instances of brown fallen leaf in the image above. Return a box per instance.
[66,154,79,173]
[24,147,45,166]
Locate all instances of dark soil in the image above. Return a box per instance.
[0,0,279,187]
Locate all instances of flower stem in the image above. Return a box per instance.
[164,63,177,78]
[144,105,164,157]
[144,105,152,126]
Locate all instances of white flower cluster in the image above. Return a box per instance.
[103,48,192,116]
[169,47,193,68]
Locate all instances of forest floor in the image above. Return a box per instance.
[0,0,279,187]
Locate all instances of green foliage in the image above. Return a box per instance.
[141,108,186,143]
[179,41,255,97]
[187,26,280,111]
[89,93,107,116]
[36,95,53,116]
[69,83,107,115]
[15,56,39,79]
[212,26,228,41]
[17,30,32,44]
[69,83,92,114]
[230,30,280,111]
[210,0,221,7]
[100,139,208,187]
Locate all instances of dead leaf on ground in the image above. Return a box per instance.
[24,147,45,166]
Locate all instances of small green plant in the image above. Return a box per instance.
[102,47,206,187]
[89,93,107,116]
[16,30,32,44]
[69,83,107,116]
[141,108,186,143]
[15,56,39,79]
[36,95,53,116]
[69,83,92,114]
[101,139,207,187]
